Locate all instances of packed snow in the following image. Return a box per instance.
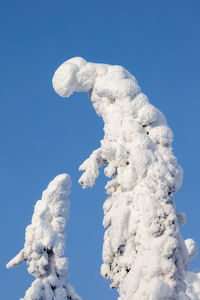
[53,57,200,300]
[7,174,81,300]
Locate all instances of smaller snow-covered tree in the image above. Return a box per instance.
[7,174,81,300]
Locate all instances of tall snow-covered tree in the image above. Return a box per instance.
[52,57,200,300]
[7,174,81,300]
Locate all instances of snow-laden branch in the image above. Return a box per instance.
[53,57,199,299]
[7,174,81,300]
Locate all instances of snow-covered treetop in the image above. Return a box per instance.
[7,174,81,300]
[52,57,140,115]
[52,58,199,300]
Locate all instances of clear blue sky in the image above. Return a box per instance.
[1,1,200,299]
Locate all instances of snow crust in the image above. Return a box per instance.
[53,57,200,300]
[7,174,81,300]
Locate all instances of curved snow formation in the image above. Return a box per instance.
[7,174,81,300]
[53,57,199,300]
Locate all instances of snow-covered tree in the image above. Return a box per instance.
[7,174,81,300]
[52,57,200,300]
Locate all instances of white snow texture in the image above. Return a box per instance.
[53,57,200,300]
[7,174,81,300]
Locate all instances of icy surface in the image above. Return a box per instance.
[7,174,81,300]
[53,57,200,300]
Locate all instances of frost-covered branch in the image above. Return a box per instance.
[53,57,199,299]
[79,148,104,188]
[7,174,81,300]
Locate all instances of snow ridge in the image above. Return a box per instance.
[7,174,81,300]
[53,57,199,300]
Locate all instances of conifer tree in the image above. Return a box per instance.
[53,57,199,299]
[7,174,81,300]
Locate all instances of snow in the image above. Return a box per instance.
[183,272,200,299]
[53,57,200,300]
[7,174,81,300]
